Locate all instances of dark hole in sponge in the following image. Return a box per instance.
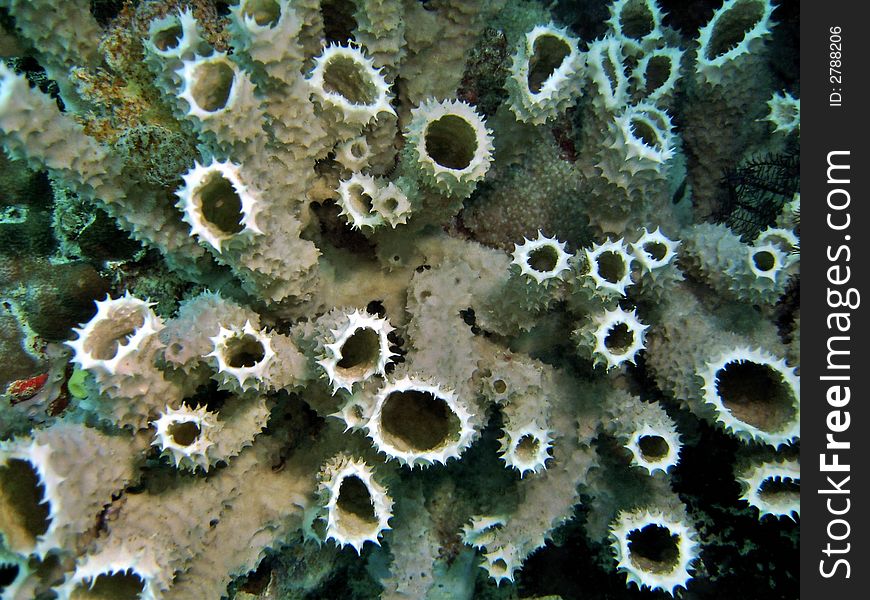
[380,390,459,452]
[425,115,477,170]
[225,334,266,368]
[527,34,571,93]
[715,360,796,433]
[627,524,680,574]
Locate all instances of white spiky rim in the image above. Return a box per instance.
[755,226,798,254]
[329,394,372,432]
[507,23,583,122]
[747,242,787,282]
[610,508,699,595]
[482,544,524,586]
[631,46,684,105]
[631,227,680,272]
[176,159,263,253]
[737,458,800,520]
[482,370,511,405]
[318,455,393,554]
[67,292,163,377]
[335,136,372,172]
[519,24,583,104]
[511,230,573,286]
[205,320,275,392]
[606,0,665,55]
[0,440,64,558]
[498,423,553,477]
[583,238,635,296]
[585,36,629,111]
[591,306,649,369]
[365,376,476,468]
[371,181,411,228]
[317,309,395,394]
[614,103,675,165]
[144,8,201,59]
[407,98,494,195]
[625,421,681,476]
[230,0,288,31]
[176,51,248,119]
[151,404,219,472]
[336,173,385,231]
[307,42,395,126]
[695,0,776,85]
[700,347,800,447]
[755,227,798,268]
[782,192,801,229]
[55,545,162,600]
[765,90,800,134]
[0,550,28,598]
[461,515,506,550]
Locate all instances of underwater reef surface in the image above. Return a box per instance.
[0,0,799,598]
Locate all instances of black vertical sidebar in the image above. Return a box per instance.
[801,1,869,597]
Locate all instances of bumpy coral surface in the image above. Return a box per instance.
[0,0,799,598]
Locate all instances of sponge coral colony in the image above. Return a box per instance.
[0,0,799,598]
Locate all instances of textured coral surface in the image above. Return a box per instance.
[0,0,798,598]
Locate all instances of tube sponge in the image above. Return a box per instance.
[600,103,676,181]
[0,64,123,204]
[334,135,373,173]
[403,98,494,198]
[643,282,787,425]
[152,395,274,474]
[143,8,206,88]
[700,346,800,447]
[67,292,183,430]
[605,0,665,56]
[576,238,636,298]
[631,226,680,273]
[316,308,396,394]
[481,543,525,586]
[629,227,684,301]
[176,51,264,149]
[317,453,393,554]
[205,320,276,393]
[335,173,411,231]
[584,37,630,115]
[498,423,553,478]
[151,403,218,472]
[510,231,573,287]
[307,42,395,137]
[610,507,700,595]
[680,223,791,306]
[630,46,684,108]
[694,0,776,86]
[604,393,682,476]
[736,457,800,520]
[67,292,162,378]
[505,23,585,125]
[574,305,649,370]
[54,546,164,600]
[351,0,406,71]
[627,424,680,478]
[765,90,800,135]
[175,159,264,254]
[364,375,476,468]
[228,0,302,84]
[0,422,140,559]
[159,291,254,378]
